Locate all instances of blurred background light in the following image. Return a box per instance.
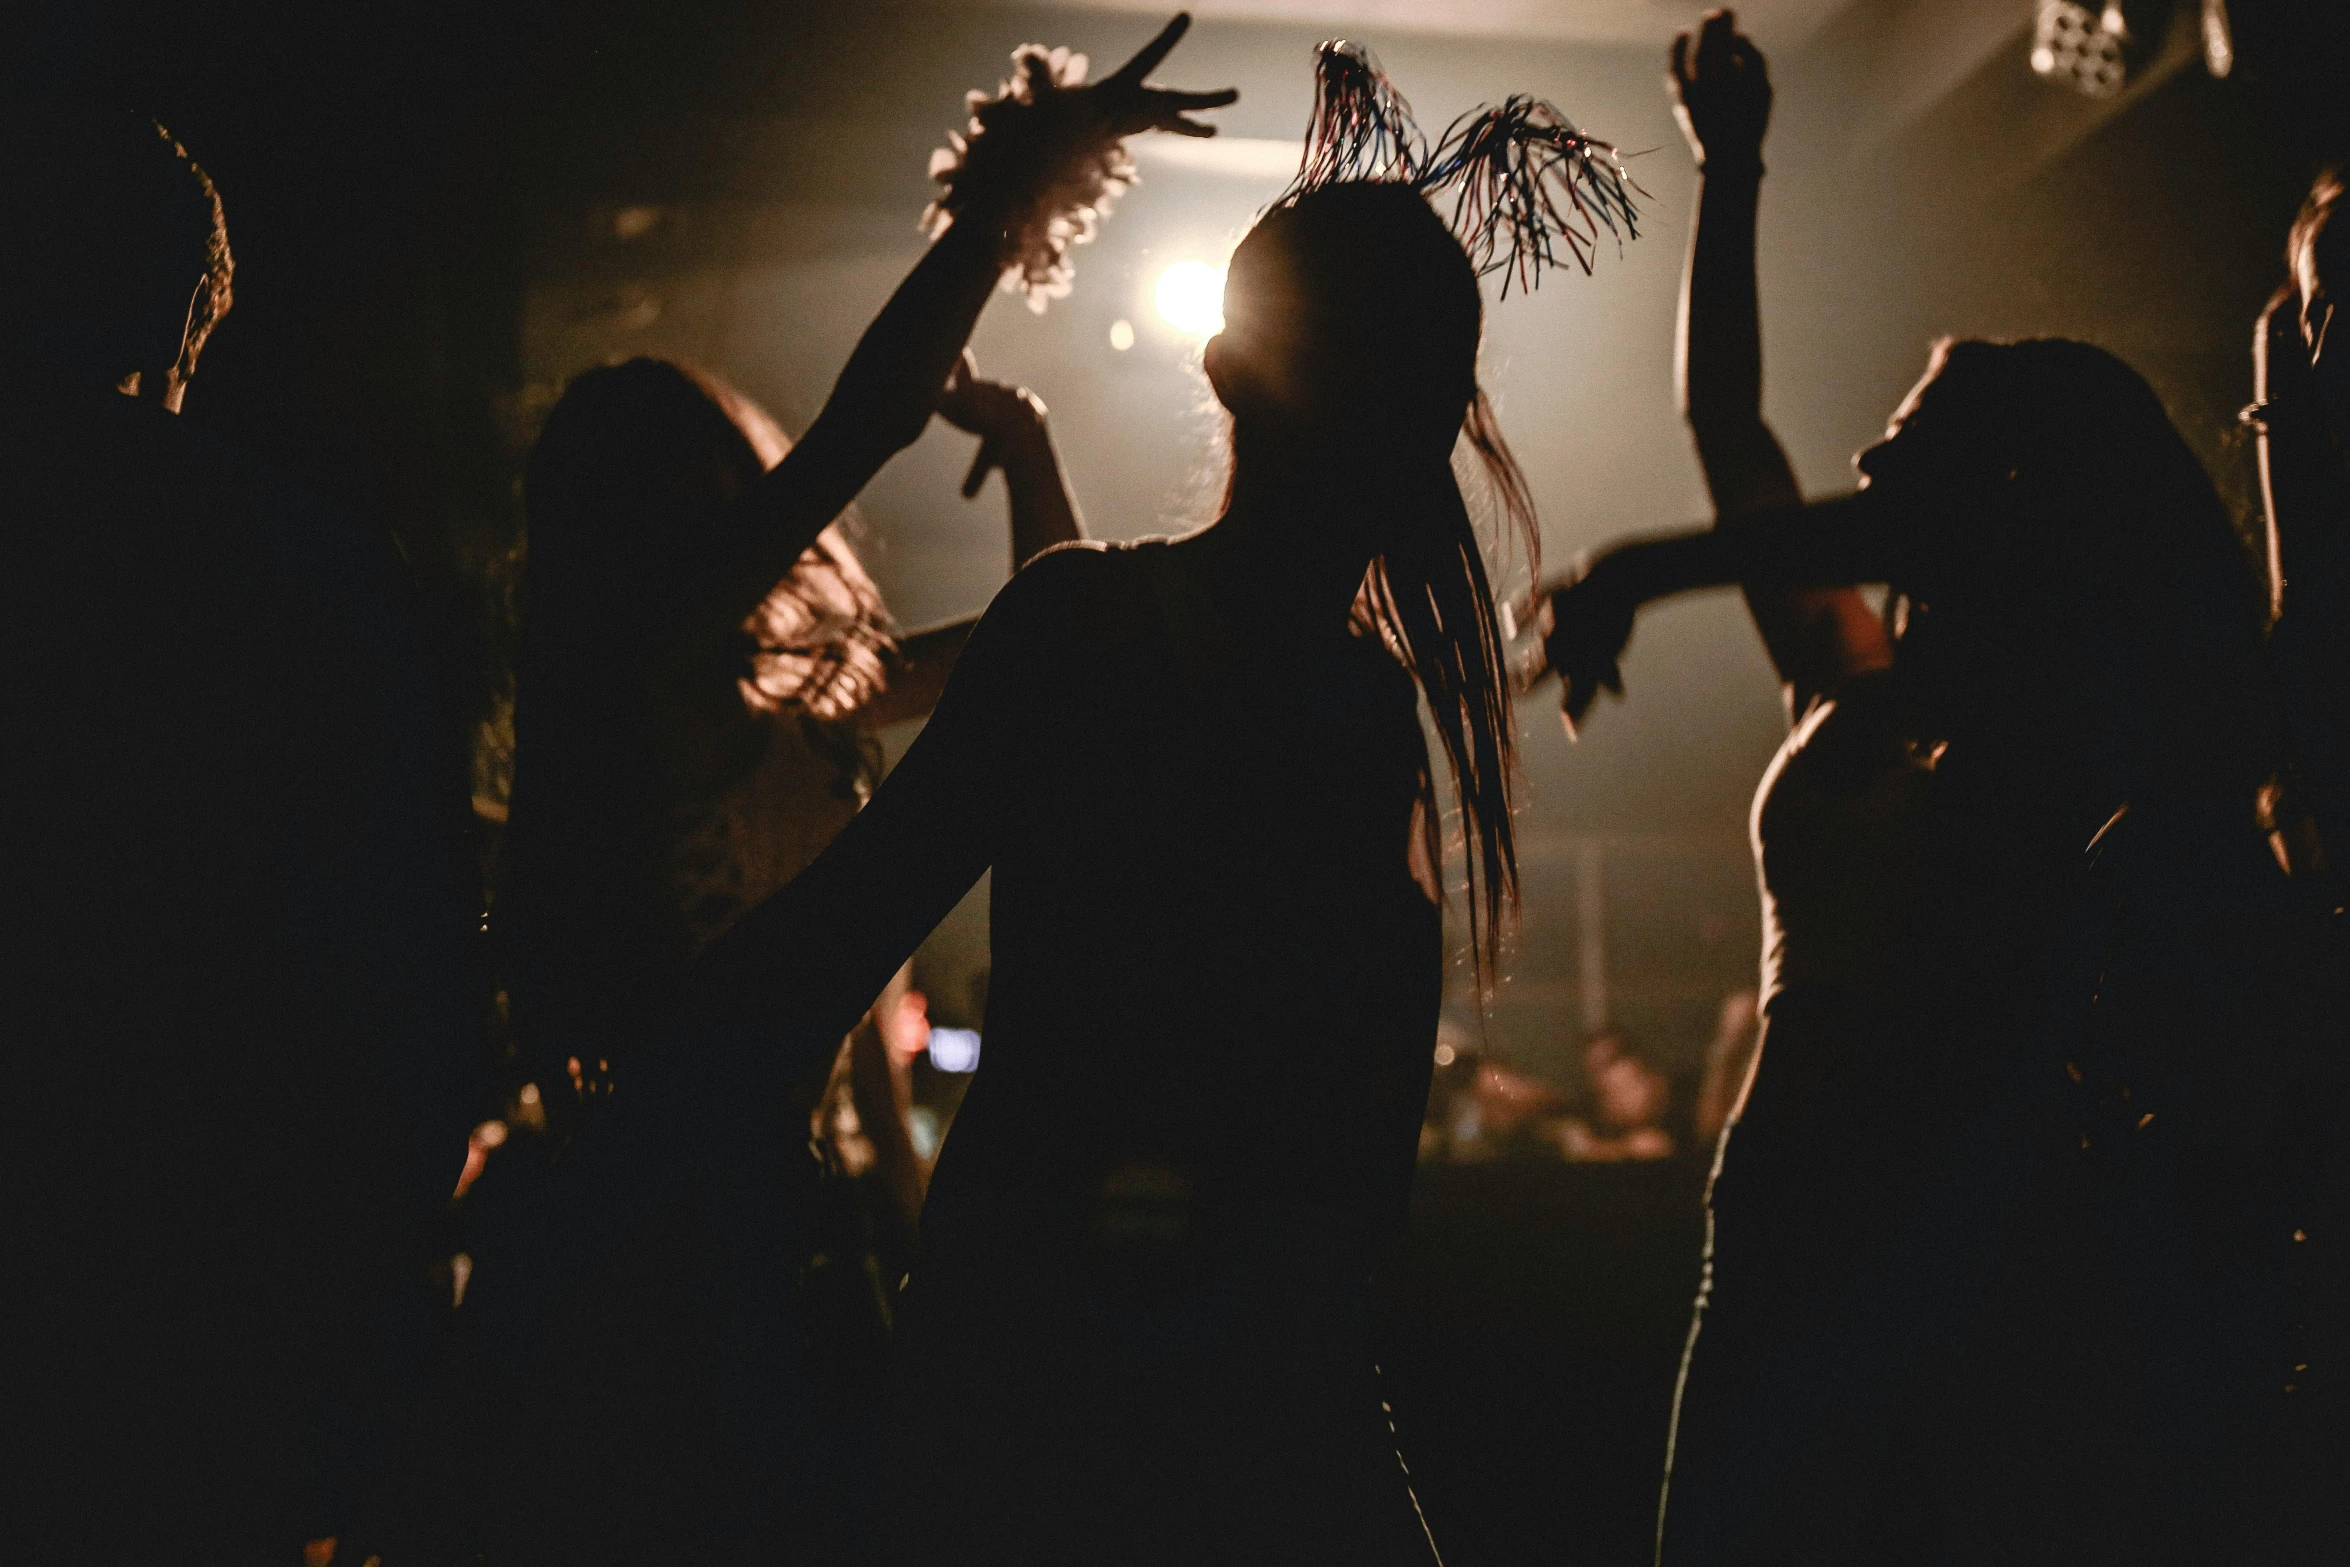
[1108,318,1136,351]
[929,1026,982,1073]
[1133,135,1304,180]
[1154,260,1228,336]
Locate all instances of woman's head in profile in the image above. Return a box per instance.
[522,357,889,720]
[1854,336,2270,807]
[1202,179,1538,975]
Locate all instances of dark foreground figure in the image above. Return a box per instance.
[0,99,477,1562]
[487,17,1658,1559]
[679,177,1504,1567]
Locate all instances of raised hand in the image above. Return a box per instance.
[938,351,1049,497]
[960,12,1236,183]
[1532,553,1640,737]
[1088,13,1239,139]
[1669,9,1771,171]
[927,13,1236,307]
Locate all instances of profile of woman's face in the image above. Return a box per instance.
[1850,361,1977,527]
[1854,357,2020,747]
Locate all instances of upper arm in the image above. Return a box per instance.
[689,414,897,643]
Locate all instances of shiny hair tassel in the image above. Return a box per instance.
[1283,39,1429,190]
[1281,41,1645,295]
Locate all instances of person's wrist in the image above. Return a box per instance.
[1697,151,1765,178]
[1004,394,1053,447]
[1594,541,1653,603]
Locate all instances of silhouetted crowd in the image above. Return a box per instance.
[4,9,2345,1566]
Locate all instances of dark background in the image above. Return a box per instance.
[25,2,2350,1560]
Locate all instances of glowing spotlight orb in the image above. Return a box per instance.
[1154,261,1227,336]
[1108,318,1135,351]
[928,1026,982,1074]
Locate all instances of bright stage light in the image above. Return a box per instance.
[1154,261,1226,336]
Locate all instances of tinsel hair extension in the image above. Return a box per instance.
[1273,40,1644,294]
[1422,98,1645,294]
[1280,40,1429,197]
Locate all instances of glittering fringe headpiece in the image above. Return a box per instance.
[1289,40,1429,188]
[924,45,1135,313]
[1280,42,1645,296]
[923,37,1641,312]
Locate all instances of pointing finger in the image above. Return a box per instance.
[1106,12,1191,87]
[1152,86,1239,111]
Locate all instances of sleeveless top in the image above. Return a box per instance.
[689,537,1446,1256]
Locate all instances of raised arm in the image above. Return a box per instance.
[473,553,1083,1355]
[1672,11,1886,715]
[694,13,1230,639]
[856,356,1088,729]
[938,351,1087,570]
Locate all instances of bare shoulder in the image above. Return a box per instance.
[957,539,1144,678]
[1012,537,1121,588]
[990,537,1145,628]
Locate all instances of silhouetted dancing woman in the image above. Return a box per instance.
[647,36,1647,1545]
[508,356,1075,1119]
[524,26,1642,1558]
[482,19,1230,1564]
[497,356,1078,1558]
[2253,172,2350,875]
[1535,15,2294,1564]
[685,177,1527,1567]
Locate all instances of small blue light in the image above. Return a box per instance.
[929,1027,982,1074]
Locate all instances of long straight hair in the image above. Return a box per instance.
[1915,337,2276,807]
[1358,391,1536,984]
[1224,182,1537,982]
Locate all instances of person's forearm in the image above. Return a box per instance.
[2257,290,2350,626]
[1603,492,1884,605]
[1679,164,1767,438]
[999,420,1084,568]
[1680,158,1889,698]
[711,215,1010,629]
[809,213,1008,469]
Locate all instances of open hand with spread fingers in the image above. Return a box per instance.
[1086,12,1240,140]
